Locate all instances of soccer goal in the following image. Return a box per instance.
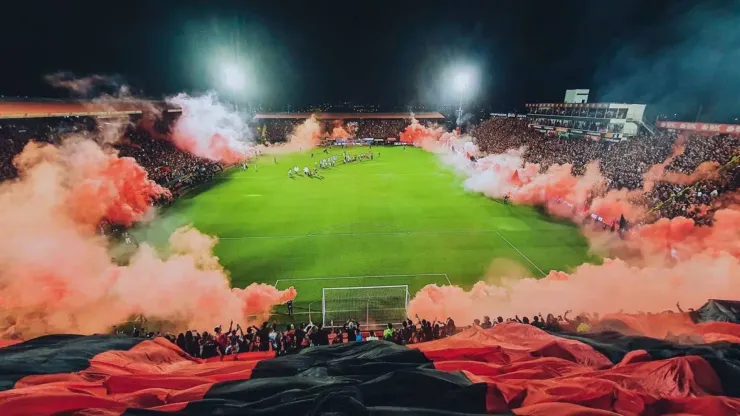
[322,285,409,328]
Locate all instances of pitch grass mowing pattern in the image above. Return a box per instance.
[137,147,600,321]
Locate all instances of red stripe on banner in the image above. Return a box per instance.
[513,402,622,415]
[415,323,612,368]
[421,325,740,415]
[594,312,740,342]
[0,337,273,415]
[0,390,127,416]
[0,340,21,349]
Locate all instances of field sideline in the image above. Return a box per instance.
[137,147,599,321]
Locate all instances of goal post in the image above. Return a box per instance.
[322,285,410,328]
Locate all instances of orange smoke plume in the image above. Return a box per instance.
[14,139,169,227]
[399,117,446,144]
[330,120,357,139]
[258,115,323,155]
[407,122,740,336]
[0,138,294,338]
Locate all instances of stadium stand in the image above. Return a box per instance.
[474,117,740,225]
[1,109,740,414]
[254,112,445,141]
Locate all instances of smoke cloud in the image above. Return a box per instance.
[404,122,740,334]
[45,72,127,97]
[258,115,323,155]
[286,115,322,148]
[167,93,255,164]
[0,136,294,339]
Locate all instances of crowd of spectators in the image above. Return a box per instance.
[2,114,737,225]
[0,116,222,197]
[120,303,699,360]
[473,117,740,224]
[122,316,457,359]
[259,118,413,141]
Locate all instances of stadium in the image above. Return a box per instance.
[1,1,740,414]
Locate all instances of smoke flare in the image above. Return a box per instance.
[0,137,294,338]
[167,93,254,164]
[405,122,740,337]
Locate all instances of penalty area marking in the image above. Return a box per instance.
[274,273,452,288]
[494,230,547,277]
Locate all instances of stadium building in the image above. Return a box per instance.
[525,89,647,142]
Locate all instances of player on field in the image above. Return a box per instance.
[288,169,293,178]
[304,166,310,176]
[286,300,294,316]
[294,166,299,175]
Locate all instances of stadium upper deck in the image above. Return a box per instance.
[0,100,180,119]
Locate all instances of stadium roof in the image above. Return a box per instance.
[0,100,180,120]
[253,112,444,120]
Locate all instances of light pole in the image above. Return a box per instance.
[221,62,246,113]
[452,67,475,125]
[457,84,467,122]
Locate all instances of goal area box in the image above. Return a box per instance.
[322,285,409,328]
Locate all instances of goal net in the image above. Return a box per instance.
[322,285,409,328]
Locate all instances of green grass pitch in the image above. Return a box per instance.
[137,146,599,321]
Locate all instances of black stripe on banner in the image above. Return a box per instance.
[0,334,145,391]
[172,341,494,415]
[554,331,740,397]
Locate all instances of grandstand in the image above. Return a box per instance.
[254,112,446,141]
[525,89,647,141]
[0,99,181,119]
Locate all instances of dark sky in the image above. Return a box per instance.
[1,0,738,120]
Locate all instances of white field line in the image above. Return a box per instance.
[494,230,547,277]
[443,273,452,285]
[274,273,449,289]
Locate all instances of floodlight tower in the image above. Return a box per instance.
[221,62,246,112]
[452,67,475,124]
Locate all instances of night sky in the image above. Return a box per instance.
[1,0,737,120]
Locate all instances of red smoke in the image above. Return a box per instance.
[0,137,295,338]
[399,117,446,144]
[167,93,253,164]
[407,122,740,337]
[330,120,356,139]
[14,139,169,227]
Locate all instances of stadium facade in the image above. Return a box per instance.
[523,90,647,141]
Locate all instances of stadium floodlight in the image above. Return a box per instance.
[221,62,246,92]
[448,65,478,123]
[453,69,473,94]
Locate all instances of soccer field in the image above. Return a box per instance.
[138,147,599,321]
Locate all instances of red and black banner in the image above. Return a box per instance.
[2,321,740,415]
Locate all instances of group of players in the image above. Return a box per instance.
[288,148,376,179]
[288,155,338,178]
